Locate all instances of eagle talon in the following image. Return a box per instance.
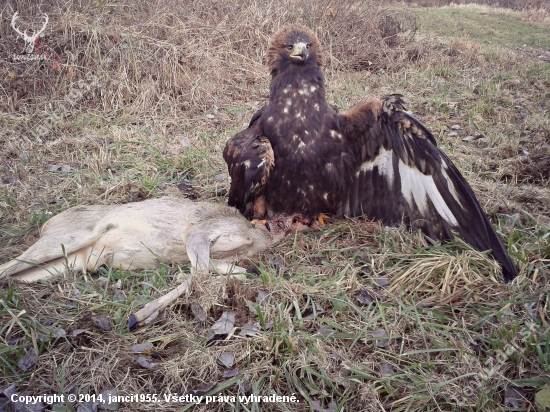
[251,219,269,231]
[315,213,331,226]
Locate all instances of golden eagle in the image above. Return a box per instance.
[223,26,517,282]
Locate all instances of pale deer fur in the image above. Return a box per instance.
[0,197,294,329]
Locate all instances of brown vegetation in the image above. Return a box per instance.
[0,0,418,116]
[0,0,549,411]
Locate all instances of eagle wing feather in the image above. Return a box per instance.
[341,94,517,281]
[223,111,275,218]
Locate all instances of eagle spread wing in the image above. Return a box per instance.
[223,26,517,281]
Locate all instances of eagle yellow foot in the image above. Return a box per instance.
[251,219,269,230]
[290,214,331,227]
[315,213,331,226]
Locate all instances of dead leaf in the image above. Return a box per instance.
[12,394,45,411]
[217,352,235,368]
[52,328,67,339]
[3,384,17,398]
[238,378,252,396]
[504,387,526,408]
[2,386,44,412]
[46,164,61,172]
[98,389,119,410]
[222,370,240,378]
[378,362,394,376]
[0,397,8,411]
[72,329,89,337]
[190,302,207,322]
[209,311,235,339]
[330,352,342,362]
[375,276,389,287]
[91,314,111,331]
[372,328,389,348]
[1,177,21,186]
[134,356,159,370]
[130,342,153,353]
[356,290,374,306]
[18,348,37,372]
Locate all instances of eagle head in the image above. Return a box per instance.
[267,25,324,77]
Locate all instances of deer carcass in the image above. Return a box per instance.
[0,197,297,329]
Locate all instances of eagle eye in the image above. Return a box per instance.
[306,43,311,49]
[286,44,293,51]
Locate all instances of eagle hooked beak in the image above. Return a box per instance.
[290,42,309,61]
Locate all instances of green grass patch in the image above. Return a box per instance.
[414,7,550,48]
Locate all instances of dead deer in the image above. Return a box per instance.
[0,197,301,329]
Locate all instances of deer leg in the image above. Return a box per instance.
[128,274,192,330]
[128,229,254,330]
[128,229,212,330]
[211,260,247,275]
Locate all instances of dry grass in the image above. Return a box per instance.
[1,1,550,411]
[0,0,418,114]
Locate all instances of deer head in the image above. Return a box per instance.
[11,11,49,54]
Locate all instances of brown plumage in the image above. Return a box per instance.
[223,25,518,282]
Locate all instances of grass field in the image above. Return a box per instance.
[414,4,550,47]
[0,1,549,411]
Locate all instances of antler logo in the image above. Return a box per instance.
[11,11,49,54]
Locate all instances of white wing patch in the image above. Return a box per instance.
[398,161,458,226]
[358,148,394,186]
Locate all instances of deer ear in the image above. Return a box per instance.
[185,230,212,274]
